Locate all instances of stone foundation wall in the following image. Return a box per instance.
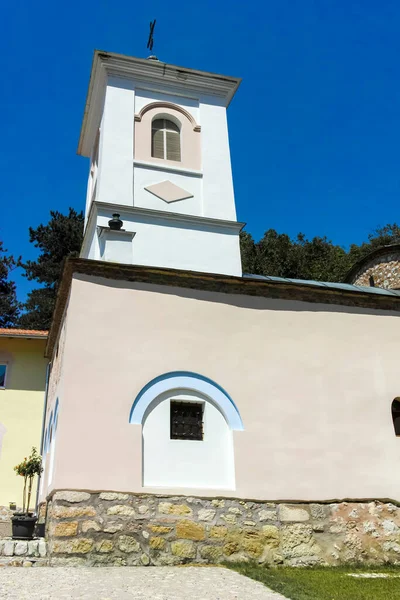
[44,491,400,566]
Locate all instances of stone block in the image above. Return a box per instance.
[158,502,192,516]
[53,506,96,519]
[221,514,237,525]
[14,542,28,556]
[200,545,223,561]
[210,526,227,539]
[27,541,39,556]
[280,505,310,522]
[95,540,114,553]
[141,553,150,565]
[171,540,196,558]
[149,536,166,550]
[211,499,225,508]
[3,541,14,556]
[228,507,242,515]
[53,491,91,503]
[176,520,205,541]
[53,522,78,537]
[38,540,47,557]
[310,504,327,519]
[107,505,135,517]
[99,492,129,501]
[103,523,123,534]
[262,525,280,542]
[281,524,318,559]
[223,540,240,556]
[149,525,173,534]
[53,538,93,554]
[198,509,216,522]
[259,510,277,522]
[82,520,101,533]
[118,535,140,553]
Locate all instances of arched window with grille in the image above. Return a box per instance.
[392,398,400,436]
[151,118,181,162]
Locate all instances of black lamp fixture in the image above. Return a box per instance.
[108,213,123,230]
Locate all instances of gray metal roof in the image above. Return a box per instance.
[242,274,400,298]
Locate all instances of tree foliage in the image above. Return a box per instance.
[19,208,84,330]
[240,223,400,282]
[0,241,21,327]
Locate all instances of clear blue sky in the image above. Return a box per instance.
[1,0,399,300]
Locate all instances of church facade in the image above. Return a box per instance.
[39,51,400,566]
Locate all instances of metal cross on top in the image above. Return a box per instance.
[147,19,156,54]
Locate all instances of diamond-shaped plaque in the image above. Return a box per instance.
[144,181,194,203]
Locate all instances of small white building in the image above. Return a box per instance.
[39,50,400,567]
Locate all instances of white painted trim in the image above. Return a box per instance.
[130,374,243,430]
[134,160,203,178]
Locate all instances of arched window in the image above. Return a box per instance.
[151,118,181,162]
[392,398,400,436]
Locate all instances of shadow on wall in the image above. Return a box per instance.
[74,272,400,318]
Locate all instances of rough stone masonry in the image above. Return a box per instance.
[42,491,400,566]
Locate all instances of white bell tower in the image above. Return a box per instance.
[78,51,243,276]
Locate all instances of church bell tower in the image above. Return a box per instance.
[78,51,243,276]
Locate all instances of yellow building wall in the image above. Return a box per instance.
[0,338,47,508]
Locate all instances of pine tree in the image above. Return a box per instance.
[19,208,84,330]
[0,241,21,327]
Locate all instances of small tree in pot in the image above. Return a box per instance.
[12,447,43,539]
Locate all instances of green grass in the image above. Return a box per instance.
[227,563,400,600]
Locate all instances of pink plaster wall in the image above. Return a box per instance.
[44,274,400,502]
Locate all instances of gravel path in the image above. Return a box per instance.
[0,566,288,599]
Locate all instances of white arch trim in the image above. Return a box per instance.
[129,371,243,430]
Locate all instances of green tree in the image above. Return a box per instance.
[241,228,351,282]
[348,223,400,266]
[0,241,21,327]
[19,208,84,330]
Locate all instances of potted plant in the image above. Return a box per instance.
[12,447,43,540]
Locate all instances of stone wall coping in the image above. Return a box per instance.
[44,489,400,508]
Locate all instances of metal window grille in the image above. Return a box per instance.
[170,401,203,441]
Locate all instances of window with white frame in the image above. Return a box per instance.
[0,364,7,388]
[151,118,181,161]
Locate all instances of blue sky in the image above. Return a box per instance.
[1,0,400,300]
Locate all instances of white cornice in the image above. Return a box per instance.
[96,202,245,232]
[78,50,241,158]
[84,200,244,240]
